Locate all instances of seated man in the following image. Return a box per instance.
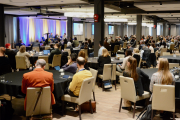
[32,40,40,47]
[61,53,77,74]
[5,43,17,71]
[21,59,55,110]
[68,57,92,97]
[48,43,61,64]
[0,47,12,75]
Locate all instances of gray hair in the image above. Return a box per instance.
[67,42,72,47]
[35,59,46,67]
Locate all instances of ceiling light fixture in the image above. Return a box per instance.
[127,6,129,7]
[60,6,62,9]
[160,2,162,5]
[64,12,94,18]
[104,18,128,22]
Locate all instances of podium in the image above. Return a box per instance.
[44,33,50,44]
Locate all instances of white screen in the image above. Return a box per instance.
[73,23,83,35]
[109,25,114,34]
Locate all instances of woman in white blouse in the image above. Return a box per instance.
[150,58,175,92]
[16,45,31,68]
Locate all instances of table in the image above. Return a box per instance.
[0,70,73,100]
[72,48,94,55]
[160,55,180,65]
[87,57,123,69]
[29,53,49,65]
[142,68,180,98]
[26,46,45,51]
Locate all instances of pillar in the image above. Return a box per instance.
[152,16,157,41]
[0,4,4,46]
[67,17,73,41]
[133,25,136,35]
[136,15,142,43]
[163,22,166,36]
[94,0,104,57]
[168,24,171,36]
[120,23,124,37]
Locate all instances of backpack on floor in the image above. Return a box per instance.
[136,104,153,120]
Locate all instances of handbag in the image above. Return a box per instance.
[81,101,96,113]
[29,88,52,120]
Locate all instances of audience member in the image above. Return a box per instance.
[73,37,79,47]
[133,48,140,67]
[139,41,145,50]
[78,50,89,70]
[147,43,154,53]
[48,43,61,64]
[0,47,12,75]
[130,36,136,47]
[17,45,31,68]
[67,57,92,97]
[66,42,73,54]
[5,43,16,71]
[61,53,77,74]
[127,44,134,52]
[21,59,55,110]
[64,38,68,44]
[88,39,92,48]
[98,41,105,57]
[32,40,40,47]
[122,57,149,110]
[117,49,132,72]
[104,39,111,51]
[48,44,54,52]
[97,48,111,74]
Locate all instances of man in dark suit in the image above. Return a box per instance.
[130,36,136,48]
[48,43,61,64]
[5,43,17,71]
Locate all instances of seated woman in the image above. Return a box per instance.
[61,53,77,74]
[66,42,73,54]
[159,41,167,51]
[78,50,89,70]
[117,49,132,72]
[150,58,175,93]
[123,57,149,110]
[16,45,31,68]
[133,48,140,67]
[48,44,54,52]
[97,48,111,74]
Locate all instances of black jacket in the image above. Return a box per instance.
[123,67,149,96]
[48,49,61,63]
[133,54,140,67]
[98,56,111,70]
[0,56,12,75]
[66,46,73,54]
[5,49,17,69]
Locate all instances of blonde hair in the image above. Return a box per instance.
[171,39,174,42]
[133,48,139,53]
[102,49,110,57]
[20,45,26,53]
[158,58,173,85]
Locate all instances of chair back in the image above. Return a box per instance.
[120,76,136,102]
[155,50,158,59]
[160,48,167,56]
[108,51,111,57]
[16,46,20,50]
[169,63,179,69]
[64,44,67,49]
[38,56,48,63]
[45,46,50,50]
[170,44,175,50]
[138,58,142,68]
[123,42,127,49]
[78,77,94,105]
[52,54,61,67]
[117,54,125,58]
[136,45,139,49]
[26,86,51,116]
[33,47,40,52]
[59,46,62,51]
[90,68,98,92]
[102,64,115,81]
[111,64,116,81]
[162,52,170,56]
[152,84,175,112]
[81,49,88,58]
[64,49,71,56]
[15,56,27,69]
[114,45,119,53]
[119,44,122,50]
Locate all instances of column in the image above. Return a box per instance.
[120,23,124,37]
[136,15,142,43]
[168,24,171,36]
[67,17,73,41]
[94,0,104,57]
[152,16,157,42]
[133,25,136,35]
[163,22,166,36]
[0,4,4,46]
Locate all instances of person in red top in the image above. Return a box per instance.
[21,59,55,110]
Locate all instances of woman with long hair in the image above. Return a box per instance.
[122,57,149,109]
[150,58,175,92]
[78,50,89,70]
[97,48,111,74]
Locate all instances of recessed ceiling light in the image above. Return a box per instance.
[127,6,129,7]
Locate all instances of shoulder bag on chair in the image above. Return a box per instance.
[103,64,113,89]
[30,88,52,120]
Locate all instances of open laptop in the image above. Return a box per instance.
[43,50,50,55]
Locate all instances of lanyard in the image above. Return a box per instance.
[79,68,85,72]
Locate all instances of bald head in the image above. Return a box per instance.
[0,47,5,56]
[76,57,85,66]
[35,59,46,68]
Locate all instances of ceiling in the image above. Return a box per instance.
[2,0,180,24]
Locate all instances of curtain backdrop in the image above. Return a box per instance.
[5,15,17,44]
[19,17,67,45]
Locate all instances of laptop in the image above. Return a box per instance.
[43,50,50,55]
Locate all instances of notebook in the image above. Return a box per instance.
[54,66,60,71]
[43,50,50,55]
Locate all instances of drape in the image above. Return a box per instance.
[5,15,17,44]
[19,18,67,45]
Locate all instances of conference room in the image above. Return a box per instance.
[1,0,180,120]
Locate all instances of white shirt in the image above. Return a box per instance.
[98,46,105,57]
[148,46,154,53]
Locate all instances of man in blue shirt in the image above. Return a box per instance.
[98,41,105,57]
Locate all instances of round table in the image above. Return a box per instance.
[87,57,123,69]
[0,70,73,100]
[160,55,180,65]
[73,48,94,55]
[142,68,180,98]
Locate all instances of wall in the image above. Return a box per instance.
[171,25,176,36]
